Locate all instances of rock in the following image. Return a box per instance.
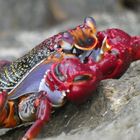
[0,0,57,31]
[0,0,139,31]
[120,0,140,11]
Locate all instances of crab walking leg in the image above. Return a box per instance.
[22,91,52,140]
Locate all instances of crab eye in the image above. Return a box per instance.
[85,37,95,46]
[73,75,91,82]
[77,37,95,48]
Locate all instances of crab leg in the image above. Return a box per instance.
[22,91,52,140]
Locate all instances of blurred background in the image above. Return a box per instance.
[0,0,139,60]
[0,0,140,31]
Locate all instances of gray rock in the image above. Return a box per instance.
[0,0,51,30]
[0,0,139,31]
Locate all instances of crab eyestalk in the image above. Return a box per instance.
[71,17,98,51]
[59,17,98,60]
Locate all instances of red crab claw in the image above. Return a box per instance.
[46,57,102,104]
[94,28,134,79]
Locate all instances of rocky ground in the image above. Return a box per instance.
[0,10,140,140]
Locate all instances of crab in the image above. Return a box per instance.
[0,16,140,140]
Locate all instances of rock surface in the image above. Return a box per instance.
[0,11,140,140]
[1,0,138,31]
